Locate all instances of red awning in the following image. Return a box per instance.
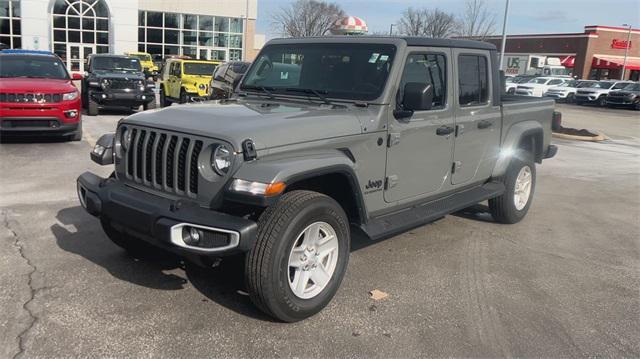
[592,56,640,70]
[560,56,575,68]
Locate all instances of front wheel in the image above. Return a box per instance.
[245,190,350,322]
[179,89,189,104]
[566,93,574,104]
[489,151,536,224]
[597,96,607,107]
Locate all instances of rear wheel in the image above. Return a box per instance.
[179,89,189,104]
[566,93,574,103]
[489,151,536,224]
[245,190,350,322]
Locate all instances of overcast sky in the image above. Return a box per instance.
[256,0,639,38]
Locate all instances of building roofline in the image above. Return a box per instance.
[584,25,640,33]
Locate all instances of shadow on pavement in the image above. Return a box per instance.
[452,203,496,223]
[0,135,72,144]
[52,205,275,321]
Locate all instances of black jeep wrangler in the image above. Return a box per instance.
[82,54,156,116]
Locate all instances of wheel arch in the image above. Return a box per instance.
[492,121,544,178]
[226,152,367,225]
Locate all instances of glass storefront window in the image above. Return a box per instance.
[199,15,213,31]
[230,18,242,33]
[137,10,245,59]
[229,49,242,61]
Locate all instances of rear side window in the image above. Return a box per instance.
[458,55,489,106]
[399,53,447,109]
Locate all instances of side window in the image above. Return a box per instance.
[175,63,182,78]
[399,53,447,109]
[549,79,563,85]
[458,55,489,106]
[213,65,226,81]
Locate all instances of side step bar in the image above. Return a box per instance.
[360,182,505,241]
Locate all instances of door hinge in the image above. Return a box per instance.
[452,161,462,174]
[385,175,399,189]
[387,133,401,147]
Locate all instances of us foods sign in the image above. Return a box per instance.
[611,39,632,49]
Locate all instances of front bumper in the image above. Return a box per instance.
[77,172,258,258]
[90,89,155,106]
[575,94,598,102]
[606,98,637,106]
[545,92,568,99]
[0,117,79,136]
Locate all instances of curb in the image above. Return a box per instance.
[552,132,607,142]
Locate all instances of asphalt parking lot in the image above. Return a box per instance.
[1,103,639,358]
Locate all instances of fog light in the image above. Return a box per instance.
[141,95,146,100]
[101,94,107,99]
[183,226,203,246]
[65,110,78,118]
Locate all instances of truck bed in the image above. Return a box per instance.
[500,95,555,152]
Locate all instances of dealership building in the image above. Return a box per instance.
[1,0,263,72]
[484,25,640,81]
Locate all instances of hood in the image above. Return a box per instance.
[0,78,76,93]
[548,86,572,91]
[122,100,365,151]
[92,70,145,80]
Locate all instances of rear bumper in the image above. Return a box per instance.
[76,172,258,258]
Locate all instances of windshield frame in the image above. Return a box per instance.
[240,42,398,103]
[0,54,70,80]
[182,62,218,76]
[91,56,142,72]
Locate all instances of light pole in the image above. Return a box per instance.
[242,0,249,61]
[389,24,394,36]
[620,23,632,80]
[498,0,511,70]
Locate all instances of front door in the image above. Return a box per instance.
[67,44,95,73]
[384,49,455,203]
[451,49,501,185]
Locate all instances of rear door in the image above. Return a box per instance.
[384,49,455,203]
[451,50,501,185]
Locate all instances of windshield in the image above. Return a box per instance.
[242,43,397,101]
[577,81,595,88]
[623,83,640,91]
[92,57,142,72]
[0,55,69,79]
[513,77,532,83]
[529,78,549,84]
[562,80,578,87]
[183,62,217,75]
[130,53,152,62]
[612,82,630,90]
[505,77,516,83]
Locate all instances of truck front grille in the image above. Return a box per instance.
[109,79,138,90]
[124,127,204,197]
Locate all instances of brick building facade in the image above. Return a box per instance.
[485,25,640,81]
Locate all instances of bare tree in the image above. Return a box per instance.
[424,9,456,38]
[271,0,345,37]
[397,7,456,38]
[397,7,426,36]
[456,0,496,40]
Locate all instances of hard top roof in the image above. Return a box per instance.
[89,54,133,59]
[0,49,55,56]
[265,36,496,51]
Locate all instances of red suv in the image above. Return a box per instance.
[0,50,83,141]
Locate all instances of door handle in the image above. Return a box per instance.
[477,120,493,129]
[436,126,454,136]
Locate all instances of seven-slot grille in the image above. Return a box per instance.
[124,127,204,197]
[108,78,139,90]
[0,93,63,103]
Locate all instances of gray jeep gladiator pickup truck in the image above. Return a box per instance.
[77,36,558,322]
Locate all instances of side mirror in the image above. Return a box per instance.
[90,133,115,166]
[71,73,84,80]
[402,82,434,111]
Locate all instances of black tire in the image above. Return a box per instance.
[70,121,82,141]
[634,102,640,111]
[143,99,156,111]
[489,151,536,224]
[597,96,607,107]
[566,93,574,104]
[160,87,170,107]
[245,190,350,322]
[100,217,158,257]
[179,89,189,104]
[87,92,99,116]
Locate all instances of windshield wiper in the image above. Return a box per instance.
[285,88,331,105]
[242,85,276,99]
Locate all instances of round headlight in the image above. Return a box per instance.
[101,78,111,89]
[212,145,232,175]
[199,84,206,90]
[122,128,132,151]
